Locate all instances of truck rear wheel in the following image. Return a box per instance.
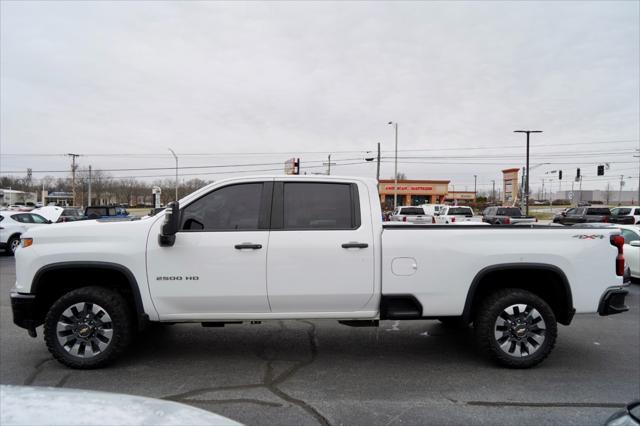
[474,288,557,368]
[44,286,133,369]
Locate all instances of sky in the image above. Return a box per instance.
[1,1,639,194]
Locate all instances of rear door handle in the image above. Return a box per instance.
[234,243,262,250]
[341,242,368,249]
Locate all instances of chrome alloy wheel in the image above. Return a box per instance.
[494,303,546,357]
[56,302,113,358]
[10,238,20,253]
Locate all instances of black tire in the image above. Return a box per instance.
[6,234,20,255]
[44,286,133,369]
[474,288,557,368]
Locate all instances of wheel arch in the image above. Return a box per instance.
[462,263,574,325]
[31,261,147,329]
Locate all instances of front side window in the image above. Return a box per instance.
[30,214,48,223]
[180,183,263,231]
[611,208,631,216]
[283,182,357,230]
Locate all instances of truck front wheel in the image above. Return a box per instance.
[44,286,133,369]
[474,288,557,368]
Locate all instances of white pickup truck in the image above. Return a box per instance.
[11,176,629,369]
[434,206,484,224]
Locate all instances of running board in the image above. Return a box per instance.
[338,320,379,327]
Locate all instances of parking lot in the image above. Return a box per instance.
[1,255,638,426]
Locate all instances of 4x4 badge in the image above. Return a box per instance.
[572,234,605,240]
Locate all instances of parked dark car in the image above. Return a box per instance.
[481,206,536,225]
[84,206,130,220]
[552,207,611,225]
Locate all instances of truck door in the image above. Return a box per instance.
[146,180,273,318]
[266,181,375,313]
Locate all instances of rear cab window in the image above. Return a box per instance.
[496,208,521,217]
[399,207,425,216]
[447,207,473,216]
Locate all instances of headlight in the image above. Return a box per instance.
[21,238,33,248]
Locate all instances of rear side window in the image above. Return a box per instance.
[399,207,425,215]
[282,182,359,230]
[180,183,264,231]
[635,209,640,215]
[587,208,610,215]
[13,214,33,223]
[85,207,106,217]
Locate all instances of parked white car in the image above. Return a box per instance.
[0,211,51,254]
[611,206,640,225]
[389,206,433,223]
[618,225,640,279]
[435,206,483,224]
[0,385,240,426]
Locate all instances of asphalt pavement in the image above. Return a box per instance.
[1,256,639,426]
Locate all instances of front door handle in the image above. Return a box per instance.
[234,243,262,250]
[341,242,368,249]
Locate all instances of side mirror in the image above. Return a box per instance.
[630,241,640,247]
[159,201,180,247]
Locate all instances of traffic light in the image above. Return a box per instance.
[576,168,581,179]
[597,165,604,176]
[558,170,562,180]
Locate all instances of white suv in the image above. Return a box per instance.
[0,211,50,254]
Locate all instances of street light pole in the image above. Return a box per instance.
[491,180,495,203]
[388,121,399,208]
[514,130,543,216]
[168,148,178,201]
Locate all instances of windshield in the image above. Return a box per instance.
[496,208,522,216]
[399,207,425,215]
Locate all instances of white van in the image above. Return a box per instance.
[420,204,446,216]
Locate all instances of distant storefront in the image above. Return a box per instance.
[378,179,450,208]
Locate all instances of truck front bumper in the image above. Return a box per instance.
[10,292,41,336]
[598,287,629,316]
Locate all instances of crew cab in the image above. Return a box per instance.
[553,207,611,225]
[482,206,537,225]
[435,206,482,224]
[11,176,628,369]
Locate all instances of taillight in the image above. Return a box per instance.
[432,216,436,224]
[610,235,625,276]
[535,218,538,222]
[451,217,456,223]
[403,216,407,222]
[504,217,511,224]
[603,216,608,223]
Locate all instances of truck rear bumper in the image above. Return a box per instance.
[598,287,629,316]
[10,292,41,336]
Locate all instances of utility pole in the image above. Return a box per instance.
[491,180,496,203]
[618,175,625,205]
[328,154,331,175]
[376,142,381,181]
[88,165,92,207]
[168,148,178,201]
[634,149,639,203]
[67,153,80,206]
[388,121,399,208]
[514,130,543,216]
[473,175,477,201]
